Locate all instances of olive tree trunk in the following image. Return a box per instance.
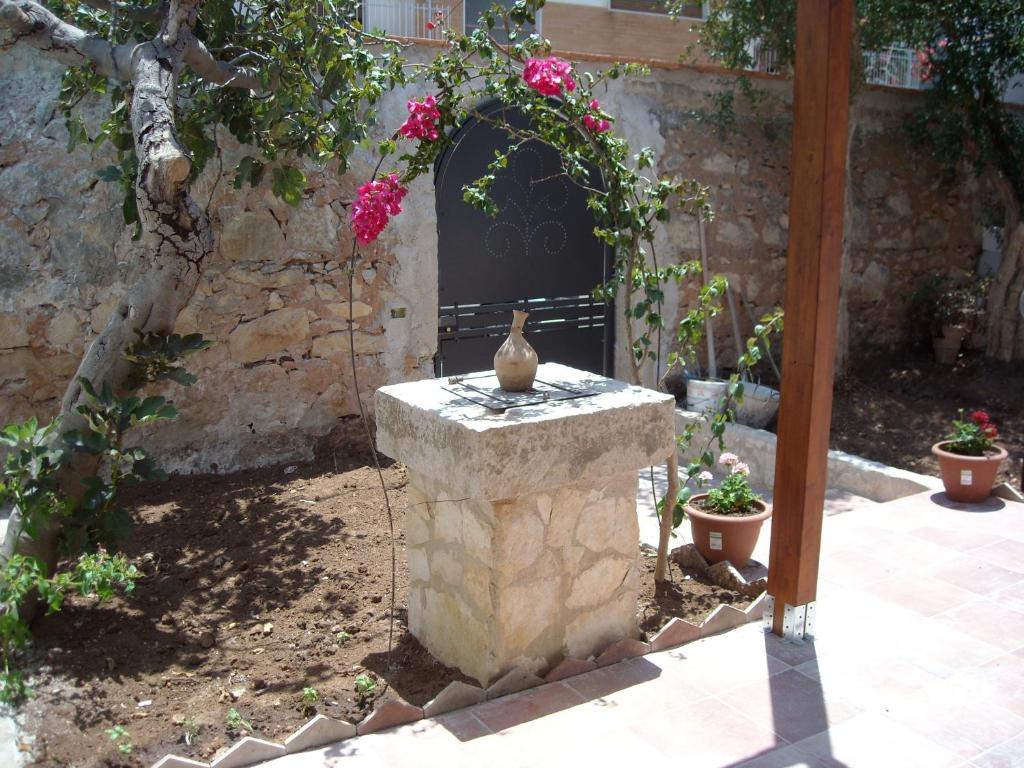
[985,172,1024,362]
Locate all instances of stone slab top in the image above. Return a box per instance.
[375,363,675,499]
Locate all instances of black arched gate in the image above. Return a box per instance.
[433,102,613,377]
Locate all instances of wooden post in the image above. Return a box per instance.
[766,0,853,638]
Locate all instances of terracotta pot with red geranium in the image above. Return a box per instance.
[932,409,1007,503]
[685,453,771,566]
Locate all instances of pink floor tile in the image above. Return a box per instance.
[719,668,860,744]
[910,525,1007,553]
[565,661,708,724]
[791,711,962,768]
[761,634,821,668]
[562,656,663,701]
[973,539,1024,575]
[933,598,1024,652]
[435,709,492,741]
[857,572,980,616]
[736,742,844,768]
[995,581,1024,613]
[929,555,1024,596]
[469,681,584,733]
[628,695,782,767]
[886,614,1006,678]
[947,656,1024,718]
[972,733,1024,768]
[861,531,964,573]
[819,548,897,586]
[655,637,789,695]
[796,654,945,713]
[883,679,1024,760]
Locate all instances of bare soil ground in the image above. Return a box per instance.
[830,350,1024,487]
[20,347,1010,767]
[20,452,745,767]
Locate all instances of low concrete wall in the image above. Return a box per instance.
[676,409,942,502]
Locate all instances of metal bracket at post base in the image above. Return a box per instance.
[763,594,817,641]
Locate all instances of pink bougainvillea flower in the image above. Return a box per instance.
[399,94,442,141]
[583,114,611,133]
[351,173,408,245]
[523,56,576,97]
[718,452,739,467]
[583,98,612,132]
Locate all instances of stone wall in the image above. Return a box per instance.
[0,43,990,472]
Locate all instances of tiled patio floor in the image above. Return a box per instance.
[265,489,1024,768]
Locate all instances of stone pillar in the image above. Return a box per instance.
[376,363,674,685]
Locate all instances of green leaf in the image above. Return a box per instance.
[132,396,169,422]
[63,430,108,455]
[96,165,123,182]
[271,165,306,206]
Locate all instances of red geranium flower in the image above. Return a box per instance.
[969,410,990,425]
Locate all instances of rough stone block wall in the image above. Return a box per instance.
[405,468,639,685]
[645,80,980,374]
[0,46,438,473]
[0,44,988,472]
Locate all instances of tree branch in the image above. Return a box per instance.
[131,39,191,207]
[0,0,134,80]
[182,32,261,90]
[78,0,166,25]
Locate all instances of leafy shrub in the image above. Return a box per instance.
[0,333,207,703]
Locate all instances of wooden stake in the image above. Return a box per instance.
[654,451,679,582]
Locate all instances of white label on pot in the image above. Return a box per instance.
[709,532,723,550]
[960,469,973,486]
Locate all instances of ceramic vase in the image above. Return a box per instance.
[494,310,538,391]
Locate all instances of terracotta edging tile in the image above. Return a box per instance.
[486,668,544,699]
[209,737,286,768]
[422,680,487,717]
[544,657,598,682]
[283,714,357,754]
[699,604,748,637]
[649,617,701,652]
[744,591,768,621]
[356,699,423,735]
[596,638,651,666]
[151,757,210,768]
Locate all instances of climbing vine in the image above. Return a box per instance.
[346,0,783,580]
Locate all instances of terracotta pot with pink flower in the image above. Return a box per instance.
[685,453,772,566]
[932,409,1007,503]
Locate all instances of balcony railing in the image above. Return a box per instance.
[361,0,459,40]
[360,0,539,40]
[863,46,926,90]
